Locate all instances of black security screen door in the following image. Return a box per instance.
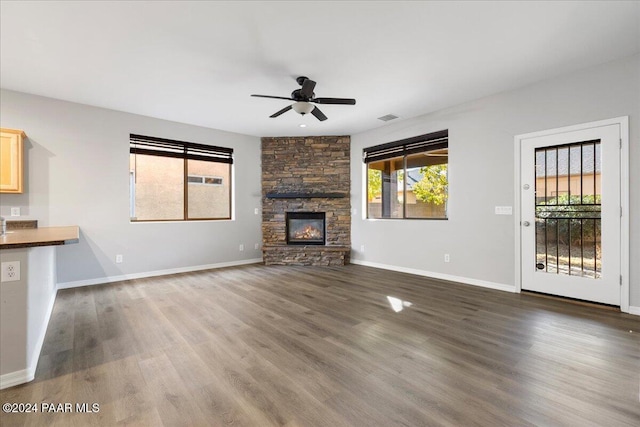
[534,140,601,278]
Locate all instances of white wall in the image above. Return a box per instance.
[26,246,56,372]
[0,90,263,285]
[351,54,639,306]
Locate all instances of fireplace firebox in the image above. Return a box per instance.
[286,212,326,245]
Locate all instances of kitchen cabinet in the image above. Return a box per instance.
[0,128,25,193]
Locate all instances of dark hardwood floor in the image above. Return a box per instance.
[1,264,639,426]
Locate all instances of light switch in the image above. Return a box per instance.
[495,206,513,215]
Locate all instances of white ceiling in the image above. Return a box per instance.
[1,1,639,137]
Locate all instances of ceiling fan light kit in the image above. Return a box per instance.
[292,102,314,115]
[251,76,356,122]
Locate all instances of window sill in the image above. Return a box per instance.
[365,217,448,221]
[130,218,234,224]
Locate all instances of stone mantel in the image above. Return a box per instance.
[265,192,348,199]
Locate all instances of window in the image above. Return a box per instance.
[364,130,448,219]
[187,175,224,185]
[129,134,233,221]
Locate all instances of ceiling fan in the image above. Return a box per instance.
[251,76,356,121]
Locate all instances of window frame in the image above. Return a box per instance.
[129,134,233,222]
[364,130,448,220]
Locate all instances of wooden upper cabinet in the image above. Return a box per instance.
[1,128,26,193]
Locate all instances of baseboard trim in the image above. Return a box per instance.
[57,258,263,290]
[350,259,516,293]
[628,306,640,316]
[0,287,56,390]
[0,368,33,390]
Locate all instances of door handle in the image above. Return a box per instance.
[522,221,530,227]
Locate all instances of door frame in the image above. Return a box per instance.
[514,117,629,312]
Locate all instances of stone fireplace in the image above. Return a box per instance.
[262,135,351,266]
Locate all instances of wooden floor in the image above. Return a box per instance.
[1,264,639,426]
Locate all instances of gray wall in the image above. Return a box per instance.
[0,249,29,376]
[350,54,639,306]
[0,90,262,285]
[0,246,56,379]
[1,54,637,306]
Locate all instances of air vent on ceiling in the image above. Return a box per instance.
[377,114,399,122]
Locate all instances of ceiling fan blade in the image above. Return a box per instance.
[311,106,327,121]
[312,97,356,105]
[252,94,294,101]
[300,78,316,98]
[270,105,292,118]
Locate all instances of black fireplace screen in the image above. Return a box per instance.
[286,212,326,245]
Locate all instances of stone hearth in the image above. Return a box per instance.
[262,135,351,266]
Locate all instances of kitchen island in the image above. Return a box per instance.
[0,225,79,389]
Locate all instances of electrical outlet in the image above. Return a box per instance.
[10,207,20,217]
[254,243,259,250]
[1,261,21,282]
[115,254,123,264]
[254,208,260,215]
[444,254,450,263]
[360,245,365,253]
[239,244,244,252]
